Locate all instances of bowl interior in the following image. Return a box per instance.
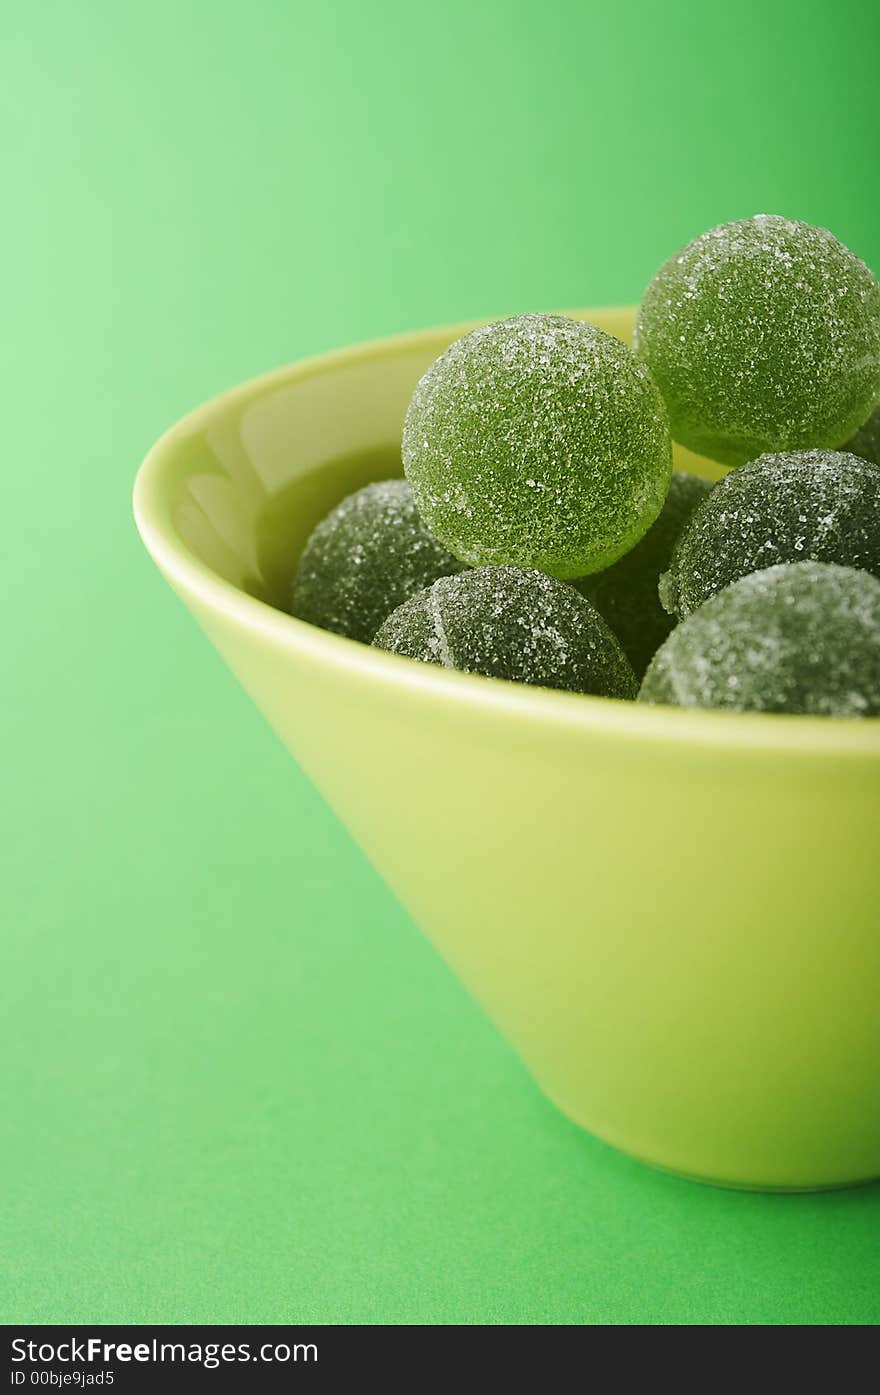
[157,308,722,616]
[137,308,880,756]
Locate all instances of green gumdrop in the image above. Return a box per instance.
[291,479,464,642]
[659,450,880,619]
[640,562,880,717]
[843,405,880,467]
[634,215,880,467]
[373,566,637,698]
[402,313,672,580]
[573,470,712,677]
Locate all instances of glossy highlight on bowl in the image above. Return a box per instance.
[134,309,880,1191]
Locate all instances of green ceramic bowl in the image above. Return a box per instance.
[134,308,880,1191]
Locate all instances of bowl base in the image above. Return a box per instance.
[545,1090,880,1194]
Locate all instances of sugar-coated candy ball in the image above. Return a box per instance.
[573,471,712,677]
[640,562,880,717]
[634,215,880,467]
[659,450,880,619]
[402,314,672,580]
[844,405,880,467]
[373,566,637,698]
[291,479,465,642]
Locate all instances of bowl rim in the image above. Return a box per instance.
[133,310,880,759]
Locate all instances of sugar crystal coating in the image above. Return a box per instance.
[640,562,880,716]
[660,449,880,619]
[403,314,672,580]
[291,479,465,642]
[573,470,712,676]
[634,215,880,467]
[843,405,880,467]
[373,566,637,698]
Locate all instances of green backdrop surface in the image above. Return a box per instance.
[3,0,880,1325]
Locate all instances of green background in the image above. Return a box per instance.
[4,0,880,1325]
